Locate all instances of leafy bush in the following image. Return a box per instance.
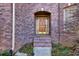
[0,50,10,56]
[19,43,33,56]
[0,53,1,56]
[52,43,71,56]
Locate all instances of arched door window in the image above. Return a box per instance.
[35,11,51,34]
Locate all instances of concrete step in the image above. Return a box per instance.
[34,38,51,43]
[34,42,51,47]
[34,37,52,47]
[34,37,51,43]
[33,47,51,56]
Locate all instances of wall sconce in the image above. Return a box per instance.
[68,3,72,6]
[41,8,44,11]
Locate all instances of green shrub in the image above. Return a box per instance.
[0,50,10,56]
[52,43,71,56]
[19,43,33,56]
[0,53,1,56]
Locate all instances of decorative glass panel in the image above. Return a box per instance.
[36,16,49,34]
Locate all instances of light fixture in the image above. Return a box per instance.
[41,8,44,11]
[68,3,71,6]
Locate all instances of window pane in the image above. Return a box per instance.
[64,5,77,31]
[36,16,49,34]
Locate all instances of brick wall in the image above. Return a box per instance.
[0,3,12,51]
[15,3,62,50]
[0,3,79,52]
